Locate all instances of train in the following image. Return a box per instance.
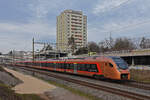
[14,56,130,80]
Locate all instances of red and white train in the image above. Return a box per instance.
[14,56,130,80]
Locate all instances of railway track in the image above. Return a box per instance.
[121,81,150,91]
[105,80,150,91]
[9,65,150,100]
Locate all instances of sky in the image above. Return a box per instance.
[1,0,150,53]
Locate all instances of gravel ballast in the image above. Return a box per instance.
[0,66,22,87]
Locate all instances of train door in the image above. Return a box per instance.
[101,62,106,76]
[104,62,114,78]
[54,63,56,71]
[74,63,77,74]
[64,60,66,72]
[103,62,109,77]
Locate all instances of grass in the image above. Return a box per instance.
[130,69,150,83]
[18,94,44,100]
[0,66,22,87]
[37,76,101,100]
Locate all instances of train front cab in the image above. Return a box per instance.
[111,57,130,80]
[101,57,130,80]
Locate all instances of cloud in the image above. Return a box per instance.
[0,0,66,53]
[93,0,131,14]
[0,21,56,36]
[99,17,150,34]
[27,0,74,20]
[0,22,56,53]
[87,17,150,43]
[1,0,150,53]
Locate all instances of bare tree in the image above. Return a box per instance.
[68,35,76,53]
[74,47,88,55]
[99,41,110,53]
[139,37,150,49]
[113,37,136,51]
[45,45,53,50]
[8,51,13,56]
[98,37,114,53]
[40,44,53,52]
[88,42,100,53]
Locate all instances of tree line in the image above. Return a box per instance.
[6,36,150,56]
[74,37,150,55]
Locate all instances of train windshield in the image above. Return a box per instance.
[111,57,128,70]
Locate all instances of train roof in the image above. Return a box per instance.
[15,56,121,63]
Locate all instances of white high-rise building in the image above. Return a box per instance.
[56,10,87,52]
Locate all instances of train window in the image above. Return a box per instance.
[59,63,62,69]
[64,63,67,69]
[37,63,41,66]
[77,64,81,70]
[66,63,71,69]
[35,63,38,66]
[84,64,88,71]
[41,63,44,67]
[109,63,113,67]
[53,63,55,68]
[66,63,69,69]
[36,63,39,66]
[43,63,45,67]
[49,63,52,67]
[90,64,98,72]
[48,63,52,67]
[59,63,61,68]
[55,63,58,68]
[91,64,96,69]
[46,63,49,67]
[80,64,86,71]
[70,63,74,69]
[77,64,87,71]
[47,63,50,67]
[33,62,35,66]
[44,63,46,67]
[56,63,61,68]
[69,63,71,69]
[65,63,68,69]
[86,64,91,69]
[61,63,64,69]
[50,63,54,68]
[33,63,35,66]
[80,64,85,71]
